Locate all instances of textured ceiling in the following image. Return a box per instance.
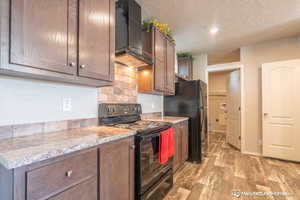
[136,0,300,54]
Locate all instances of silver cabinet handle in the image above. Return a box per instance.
[66,170,73,177]
[80,65,86,69]
[69,62,76,67]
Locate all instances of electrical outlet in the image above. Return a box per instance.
[63,98,72,112]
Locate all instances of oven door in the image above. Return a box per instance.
[137,131,173,194]
[140,169,173,200]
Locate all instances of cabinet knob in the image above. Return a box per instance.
[130,145,135,149]
[69,62,76,67]
[66,170,73,177]
[80,64,86,69]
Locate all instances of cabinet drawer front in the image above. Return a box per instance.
[27,149,97,200]
[48,178,97,200]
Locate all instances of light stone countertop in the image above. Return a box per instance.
[0,126,136,170]
[145,116,189,124]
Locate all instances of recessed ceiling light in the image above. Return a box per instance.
[210,27,219,34]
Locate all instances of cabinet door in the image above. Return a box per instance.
[10,0,77,75]
[181,121,189,163]
[78,0,114,81]
[173,124,182,172]
[48,178,97,200]
[166,40,175,94]
[155,30,165,61]
[99,137,135,200]
[154,59,166,92]
[178,58,193,80]
[154,30,166,92]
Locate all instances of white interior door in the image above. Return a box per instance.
[226,70,241,149]
[262,59,300,162]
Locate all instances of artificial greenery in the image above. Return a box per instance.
[143,19,175,42]
[177,52,194,59]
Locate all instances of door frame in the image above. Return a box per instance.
[206,62,245,153]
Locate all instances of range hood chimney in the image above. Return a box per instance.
[115,0,153,67]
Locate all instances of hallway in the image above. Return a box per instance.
[164,133,300,200]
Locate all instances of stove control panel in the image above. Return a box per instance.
[99,103,142,118]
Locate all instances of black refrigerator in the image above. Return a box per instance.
[164,78,208,163]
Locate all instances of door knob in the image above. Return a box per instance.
[130,145,135,149]
[69,62,76,67]
[80,64,86,69]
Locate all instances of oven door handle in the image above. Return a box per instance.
[139,132,161,140]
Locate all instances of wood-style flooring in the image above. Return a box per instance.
[164,132,300,200]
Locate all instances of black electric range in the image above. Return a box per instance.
[99,103,173,200]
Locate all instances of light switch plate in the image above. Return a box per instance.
[151,103,155,109]
[63,98,72,112]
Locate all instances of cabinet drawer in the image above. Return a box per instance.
[48,178,97,200]
[27,149,98,200]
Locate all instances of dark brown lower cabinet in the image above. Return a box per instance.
[0,137,135,200]
[99,137,135,200]
[181,121,189,162]
[173,123,182,171]
[173,120,189,172]
[26,149,97,200]
[48,178,97,200]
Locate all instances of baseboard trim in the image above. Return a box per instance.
[242,151,262,157]
[210,130,226,134]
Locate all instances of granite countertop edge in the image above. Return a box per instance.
[145,116,189,124]
[0,129,136,170]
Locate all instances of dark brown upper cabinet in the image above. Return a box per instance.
[10,0,77,75]
[178,56,193,80]
[78,0,114,81]
[0,0,114,87]
[138,27,175,96]
[165,39,175,95]
[154,30,166,92]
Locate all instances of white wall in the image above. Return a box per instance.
[241,35,300,154]
[0,76,98,126]
[137,93,163,113]
[193,53,208,82]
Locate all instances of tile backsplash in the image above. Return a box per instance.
[141,112,162,119]
[98,63,137,103]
